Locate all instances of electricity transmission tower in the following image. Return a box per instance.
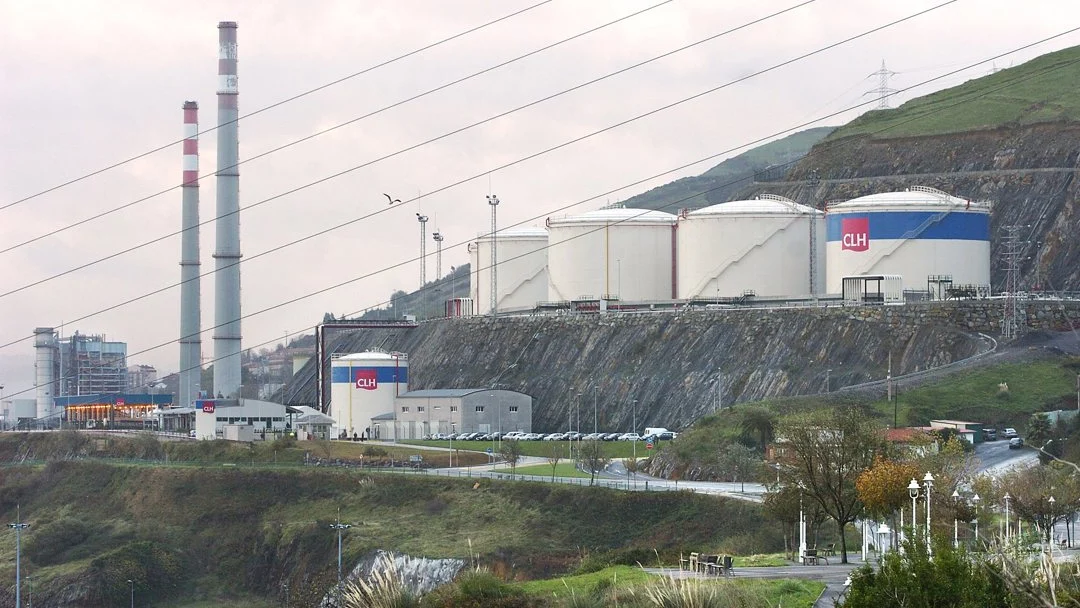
[866,60,898,109]
[1000,225,1025,339]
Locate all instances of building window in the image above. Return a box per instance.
[401,406,410,413]
[450,406,458,412]
[509,406,519,413]
[475,406,485,413]
[434,406,441,410]
[417,406,425,412]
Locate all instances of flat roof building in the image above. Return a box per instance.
[372,388,533,441]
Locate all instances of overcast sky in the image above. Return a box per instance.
[0,0,1078,399]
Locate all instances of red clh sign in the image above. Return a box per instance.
[841,217,870,252]
[355,369,378,391]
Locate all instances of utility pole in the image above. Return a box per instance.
[9,505,29,608]
[593,385,598,434]
[486,195,500,318]
[807,169,820,303]
[716,372,722,412]
[330,514,352,607]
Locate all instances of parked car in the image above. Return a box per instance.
[543,433,566,441]
[619,433,642,442]
[603,433,621,441]
[1009,437,1025,449]
[523,433,543,440]
[656,431,677,440]
[983,428,998,441]
[1004,428,1019,439]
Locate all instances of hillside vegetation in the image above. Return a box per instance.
[618,127,833,211]
[0,434,780,607]
[828,45,1080,140]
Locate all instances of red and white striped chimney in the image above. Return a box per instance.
[182,101,199,186]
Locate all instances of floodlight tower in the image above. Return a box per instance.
[432,231,445,281]
[416,213,429,318]
[486,195,500,318]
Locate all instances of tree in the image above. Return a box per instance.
[841,535,1009,608]
[999,464,1080,543]
[855,458,920,549]
[499,440,523,477]
[578,440,611,486]
[776,407,883,563]
[716,443,760,493]
[738,406,777,452]
[546,443,563,482]
[1027,412,1052,447]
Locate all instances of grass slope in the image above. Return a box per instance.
[0,435,785,607]
[828,45,1080,140]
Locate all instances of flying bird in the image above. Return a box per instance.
[383,193,401,205]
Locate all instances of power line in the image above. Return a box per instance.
[0,0,941,301]
[2,14,1071,360]
[0,0,554,213]
[5,23,1076,400]
[0,0,677,256]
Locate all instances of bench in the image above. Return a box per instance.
[680,552,698,571]
[801,549,829,566]
[821,543,836,557]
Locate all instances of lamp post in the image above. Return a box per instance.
[908,473,934,555]
[877,523,891,560]
[9,506,29,608]
[972,493,980,545]
[127,579,134,608]
[449,422,456,468]
[1048,496,1057,550]
[592,385,597,434]
[25,576,32,608]
[825,368,831,393]
[1004,492,1012,540]
[632,399,638,488]
[952,489,961,548]
[330,516,352,607]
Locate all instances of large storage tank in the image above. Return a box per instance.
[825,186,991,294]
[547,208,677,302]
[470,227,548,314]
[677,195,824,299]
[329,351,408,438]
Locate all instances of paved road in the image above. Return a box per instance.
[974,439,1038,476]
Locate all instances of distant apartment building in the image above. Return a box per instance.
[128,364,158,390]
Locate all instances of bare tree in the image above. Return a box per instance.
[776,407,883,563]
[499,440,523,477]
[578,440,611,486]
[546,443,563,482]
[717,442,760,493]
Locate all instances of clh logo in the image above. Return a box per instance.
[841,217,870,252]
[355,369,378,391]
[201,402,215,414]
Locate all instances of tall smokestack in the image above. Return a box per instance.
[179,101,202,408]
[213,21,242,399]
[33,327,57,420]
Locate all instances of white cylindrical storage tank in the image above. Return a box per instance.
[329,351,408,439]
[470,226,548,314]
[677,195,824,299]
[825,186,991,294]
[33,327,56,420]
[547,208,677,302]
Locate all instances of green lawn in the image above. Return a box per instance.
[503,462,592,478]
[403,439,663,459]
[515,565,823,607]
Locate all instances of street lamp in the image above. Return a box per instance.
[1004,492,1012,540]
[908,473,934,555]
[25,576,32,608]
[592,385,598,434]
[952,489,961,548]
[127,579,134,608]
[9,507,29,608]
[1048,496,1057,549]
[923,472,934,555]
[330,516,352,607]
[972,493,980,545]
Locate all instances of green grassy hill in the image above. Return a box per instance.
[0,434,781,607]
[617,127,834,212]
[828,45,1080,140]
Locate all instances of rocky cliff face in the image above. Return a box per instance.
[745,122,1080,291]
[284,308,985,432]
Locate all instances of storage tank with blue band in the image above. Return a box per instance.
[824,187,991,296]
[329,350,409,439]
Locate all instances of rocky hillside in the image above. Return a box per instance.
[283,308,987,432]
[743,45,1080,292]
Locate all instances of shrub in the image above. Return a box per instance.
[24,517,93,565]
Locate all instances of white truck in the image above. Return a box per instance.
[644,427,671,438]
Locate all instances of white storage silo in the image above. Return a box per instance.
[547,208,677,302]
[825,186,991,295]
[329,351,408,438]
[470,226,548,314]
[677,195,824,299]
